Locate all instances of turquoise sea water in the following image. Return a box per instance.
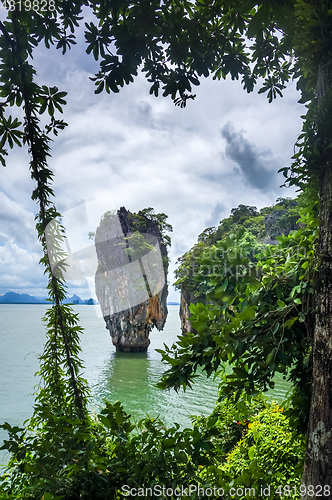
[0,303,291,466]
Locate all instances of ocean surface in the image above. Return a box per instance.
[0,304,290,467]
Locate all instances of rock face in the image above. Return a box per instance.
[94,207,168,352]
[263,206,300,245]
[180,289,206,335]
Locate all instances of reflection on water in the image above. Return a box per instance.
[89,308,221,428]
[92,350,221,427]
[87,306,291,428]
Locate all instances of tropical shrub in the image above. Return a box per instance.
[191,394,269,461]
[0,400,219,500]
[199,402,305,500]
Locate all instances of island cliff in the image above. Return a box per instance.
[180,289,206,335]
[94,207,170,351]
[177,198,300,335]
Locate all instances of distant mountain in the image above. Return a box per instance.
[65,294,84,304]
[65,295,97,305]
[0,292,47,304]
[0,292,97,305]
[167,302,180,305]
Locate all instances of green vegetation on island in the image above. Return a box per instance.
[174,198,301,303]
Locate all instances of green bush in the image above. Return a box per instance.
[0,401,217,500]
[192,394,269,460]
[0,397,305,500]
[200,401,305,499]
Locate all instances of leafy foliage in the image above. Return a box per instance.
[191,394,269,460]
[174,198,300,297]
[0,5,90,493]
[85,0,298,105]
[0,396,305,500]
[159,194,316,432]
[204,403,305,499]
[0,401,217,500]
[126,207,173,249]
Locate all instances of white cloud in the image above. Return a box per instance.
[0,192,39,251]
[0,239,45,295]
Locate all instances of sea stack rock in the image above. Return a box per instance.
[94,207,169,352]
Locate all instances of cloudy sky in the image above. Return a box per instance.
[0,12,303,302]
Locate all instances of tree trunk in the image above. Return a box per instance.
[301,64,332,497]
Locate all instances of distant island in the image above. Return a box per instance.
[0,291,180,306]
[0,292,97,305]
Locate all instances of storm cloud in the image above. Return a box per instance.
[220,122,280,191]
[205,202,226,228]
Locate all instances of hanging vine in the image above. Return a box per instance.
[0,7,89,419]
